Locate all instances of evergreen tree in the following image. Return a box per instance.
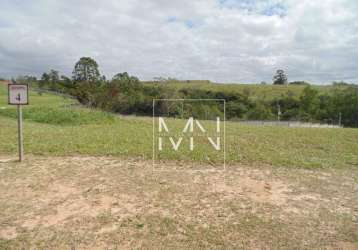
[273,69,288,85]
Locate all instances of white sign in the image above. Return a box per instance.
[8,84,29,105]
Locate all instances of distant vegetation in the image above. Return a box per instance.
[10,57,358,127]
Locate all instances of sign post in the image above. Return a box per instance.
[17,105,24,161]
[8,84,28,162]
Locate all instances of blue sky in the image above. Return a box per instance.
[0,0,357,84]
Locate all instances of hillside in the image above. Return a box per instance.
[142,80,342,100]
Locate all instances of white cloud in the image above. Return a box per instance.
[0,0,357,84]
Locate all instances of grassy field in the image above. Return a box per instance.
[0,82,357,249]
[0,83,357,169]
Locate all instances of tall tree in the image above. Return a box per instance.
[39,69,60,90]
[273,69,288,85]
[39,72,50,88]
[48,69,59,83]
[40,72,50,82]
[112,72,141,91]
[72,57,101,82]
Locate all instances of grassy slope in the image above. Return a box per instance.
[143,81,339,100]
[0,83,357,168]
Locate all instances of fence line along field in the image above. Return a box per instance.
[0,82,357,249]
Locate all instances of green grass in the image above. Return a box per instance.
[0,106,114,125]
[0,83,357,168]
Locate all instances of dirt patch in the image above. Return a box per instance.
[20,192,122,228]
[211,177,291,205]
[0,226,17,240]
[0,156,357,249]
[240,177,291,205]
[336,242,358,250]
[48,181,81,199]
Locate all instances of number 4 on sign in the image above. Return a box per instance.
[8,83,29,162]
[8,84,28,105]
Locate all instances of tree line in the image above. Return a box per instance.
[14,57,358,127]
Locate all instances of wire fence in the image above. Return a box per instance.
[238,120,342,128]
[32,88,75,99]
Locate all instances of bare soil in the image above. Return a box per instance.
[0,156,357,249]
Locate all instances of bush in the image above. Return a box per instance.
[247,102,274,120]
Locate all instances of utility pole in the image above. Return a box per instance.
[339,112,342,127]
[277,102,281,121]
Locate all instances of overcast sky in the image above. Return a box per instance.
[0,0,357,84]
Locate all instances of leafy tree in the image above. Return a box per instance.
[39,69,60,90]
[48,69,60,90]
[39,72,50,88]
[112,72,141,91]
[112,72,138,82]
[72,57,101,83]
[299,86,319,121]
[96,72,143,113]
[60,75,73,89]
[48,70,59,83]
[315,94,335,123]
[226,102,248,119]
[274,96,300,120]
[332,87,358,127]
[40,72,50,82]
[273,69,288,85]
[247,102,274,120]
[72,81,99,106]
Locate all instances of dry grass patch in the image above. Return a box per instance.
[0,156,357,249]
